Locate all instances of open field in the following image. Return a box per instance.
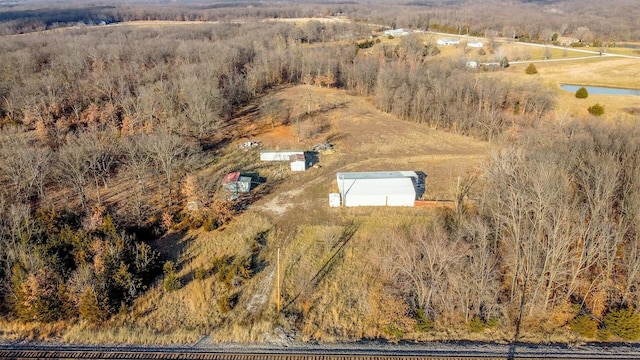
[252,86,491,203]
[504,57,640,121]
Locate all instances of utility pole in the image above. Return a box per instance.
[341,175,345,207]
[277,248,281,313]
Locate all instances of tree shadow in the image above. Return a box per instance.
[282,221,359,312]
[284,101,348,125]
[326,131,349,143]
[150,231,193,264]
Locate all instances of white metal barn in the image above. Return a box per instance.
[467,41,483,48]
[260,150,304,161]
[336,171,418,207]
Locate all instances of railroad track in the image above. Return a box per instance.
[0,351,508,360]
[1,345,640,360]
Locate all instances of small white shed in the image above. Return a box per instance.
[260,150,304,162]
[290,153,306,172]
[467,41,483,48]
[336,171,418,207]
[328,193,341,207]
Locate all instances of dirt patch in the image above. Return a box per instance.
[255,188,305,216]
[256,125,299,149]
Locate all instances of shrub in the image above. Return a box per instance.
[414,308,434,332]
[468,315,485,333]
[383,323,406,340]
[525,63,538,74]
[78,287,107,325]
[588,103,605,116]
[575,86,589,98]
[622,107,640,115]
[163,261,181,292]
[500,56,510,68]
[603,307,640,340]
[217,293,237,313]
[485,317,500,328]
[569,314,598,338]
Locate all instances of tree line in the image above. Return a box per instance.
[424,122,640,340]
[3,0,640,43]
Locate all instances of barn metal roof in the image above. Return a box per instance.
[336,171,417,180]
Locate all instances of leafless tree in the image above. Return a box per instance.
[139,129,199,206]
[0,132,51,203]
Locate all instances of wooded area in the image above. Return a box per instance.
[1,0,640,343]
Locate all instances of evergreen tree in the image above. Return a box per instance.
[525,63,538,74]
[575,86,589,98]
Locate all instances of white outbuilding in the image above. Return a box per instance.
[260,150,304,161]
[467,40,483,48]
[437,38,460,45]
[335,171,418,207]
[383,28,409,37]
[290,153,307,172]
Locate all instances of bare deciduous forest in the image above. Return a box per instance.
[1,0,640,344]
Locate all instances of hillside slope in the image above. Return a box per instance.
[59,85,491,344]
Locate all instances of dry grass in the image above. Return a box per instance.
[63,324,201,344]
[0,320,69,341]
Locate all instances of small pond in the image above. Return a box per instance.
[561,84,640,96]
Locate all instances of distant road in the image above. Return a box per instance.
[422,31,640,62]
[3,342,640,359]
